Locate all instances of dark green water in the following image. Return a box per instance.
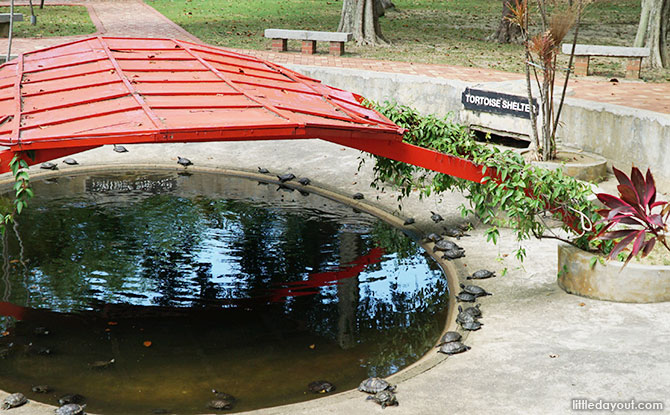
[0,171,448,414]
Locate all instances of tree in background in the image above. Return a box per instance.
[338,0,388,45]
[634,0,669,68]
[489,0,523,43]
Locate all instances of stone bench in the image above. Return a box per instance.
[264,29,352,56]
[0,14,23,38]
[562,44,650,79]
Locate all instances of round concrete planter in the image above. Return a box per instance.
[523,148,607,183]
[557,243,670,303]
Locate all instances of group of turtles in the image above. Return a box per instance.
[358,377,398,409]
[2,393,85,414]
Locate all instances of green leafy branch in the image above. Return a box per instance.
[1,153,34,232]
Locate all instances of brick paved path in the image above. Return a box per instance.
[0,0,668,115]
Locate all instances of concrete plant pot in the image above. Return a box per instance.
[557,243,670,303]
[523,148,607,183]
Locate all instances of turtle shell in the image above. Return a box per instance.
[208,399,234,410]
[31,385,51,393]
[432,240,460,252]
[438,341,470,355]
[469,269,495,279]
[456,308,477,324]
[55,404,86,415]
[58,393,85,406]
[308,380,335,394]
[403,218,415,226]
[358,377,395,394]
[40,162,57,170]
[277,173,295,183]
[62,158,78,166]
[352,192,364,200]
[442,248,465,260]
[177,156,192,167]
[456,292,476,302]
[367,390,398,409]
[430,211,444,223]
[461,320,483,331]
[462,304,482,318]
[298,177,311,186]
[460,284,492,297]
[2,392,27,409]
[438,331,462,344]
[425,233,443,243]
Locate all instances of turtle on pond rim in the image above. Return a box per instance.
[62,158,78,166]
[430,211,444,223]
[258,167,270,174]
[425,233,442,243]
[432,240,460,253]
[352,192,364,200]
[55,404,86,415]
[2,392,27,409]
[456,291,476,302]
[442,248,466,260]
[403,218,415,226]
[462,304,482,318]
[298,177,311,186]
[366,390,398,409]
[277,173,295,183]
[358,377,396,394]
[40,162,57,170]
[468,269,496,280]
[460,283,492,297]
[437,331,461,344]
[113,145,128,153]
[177,156,192,167]
[461,320,483,331]
[437,341,470,355]
[308,380,335,394]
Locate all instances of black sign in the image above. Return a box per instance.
[461,88,537,119]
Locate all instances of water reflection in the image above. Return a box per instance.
[0,171,448,414]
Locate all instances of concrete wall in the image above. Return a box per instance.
[289,64,670,189]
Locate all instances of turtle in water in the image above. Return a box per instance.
[425,233,442,243]
[462,304,482,318]
[432,239,460,253]
[258,167,270,174]
[366,390,398,409]
[177,156,192,167]
[358,377,396,394]
[55,404,86,415]
[437,331,461,345]
[208,390,235,410]
[442,248,466,260]
[88,358,115,369]
[2,392,27,409]
[31,385,51,393]
[298,177,311,186]
[443,225,470,239]
[352,192,364,200]
[308,380,335,394]
[468,269,496,280]
[34,327,50,335]
[62,158,78,166]
[277,173,295,183]
[58,394,85,406]
[403,218,415,226]
[40,162,57,170]
[460,283,492,297]
[461,320,483,331]
[456,291,476,302]
[437,341,470,355]
[113,144,128,153]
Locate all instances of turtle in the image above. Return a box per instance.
[358,377,396,394]
[2,393,27,409]
[432,239,460,253]
[34,327,50,335]
[366,390,398,409]
[462,304,482,318]
[31,385,51,393]
[461,320,483,331]
[437,341,470,355]
[437,331,461,345]
[207,396,234,411]
[456,306,478,324]
[299,190,310,197]
[40,162,58,170]
[88,358,115,369]
[177,156,192,167]
[298,177,311,186]
[276,184,294,192]
[58,394,85,406]
[308,380,335,394]
[425,233,442,243]
[460,283,492,297]
[468,269,496,280]
[277,173,295,183]
[113,145,128,153]
[352,192,364,200]
[258,167,270,174]
[443,225,469,239]
[442,248,466,260]
[456,291,476,302]
[430,211,444,223]
[403,218,415,226]
[62,158,78,166]
[55,404,86,415]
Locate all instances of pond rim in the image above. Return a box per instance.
[0,163,464,414]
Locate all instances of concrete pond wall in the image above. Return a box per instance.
[288,65,670,190]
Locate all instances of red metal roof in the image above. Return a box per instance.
[0,36,403,152]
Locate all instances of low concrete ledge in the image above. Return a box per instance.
[264,29,351,42]
[562,44,650,57]
[557,243,670,303]
[523,148,608,183]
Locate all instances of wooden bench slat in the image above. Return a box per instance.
[561,44,650,58]
[264,29,352,43]
[0,14,24,23]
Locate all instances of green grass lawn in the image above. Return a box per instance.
[149,0,669,81]
[0,5,96,38]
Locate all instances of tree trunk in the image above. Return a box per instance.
[338,0,388,45]
[489,0,523,43]
[634,0,669,68]
[376,0,395,17]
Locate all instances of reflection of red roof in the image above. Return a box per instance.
[0,36,403,150]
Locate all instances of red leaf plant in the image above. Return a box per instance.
[596,166,670,266]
